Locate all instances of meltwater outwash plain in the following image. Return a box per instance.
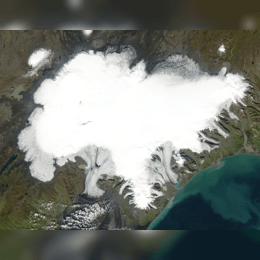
[1,30,260,230]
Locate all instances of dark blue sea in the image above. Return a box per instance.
[148,154,260,230]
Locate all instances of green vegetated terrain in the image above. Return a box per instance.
[0,150,85,230]
[1,30,260,229]
[110,181,177,228]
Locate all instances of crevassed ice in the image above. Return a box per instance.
[18,46,250,209]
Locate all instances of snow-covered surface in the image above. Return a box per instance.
[25,48,53,77]
[28,48,52,68]
[218,44,226,53]
[82,30,93,36]
[18,46,250,209]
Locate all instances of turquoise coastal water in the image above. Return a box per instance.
[174,183,181,190]
[148,154,260,230]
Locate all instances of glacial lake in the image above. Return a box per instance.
[148,154,260,230]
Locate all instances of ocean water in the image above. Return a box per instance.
[148,154,260,230]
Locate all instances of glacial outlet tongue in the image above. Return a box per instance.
[18,46,249,210]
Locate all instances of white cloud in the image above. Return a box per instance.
[18,46,250,209]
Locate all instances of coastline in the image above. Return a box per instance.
[148,153,260,230]
[1,30,260,229]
